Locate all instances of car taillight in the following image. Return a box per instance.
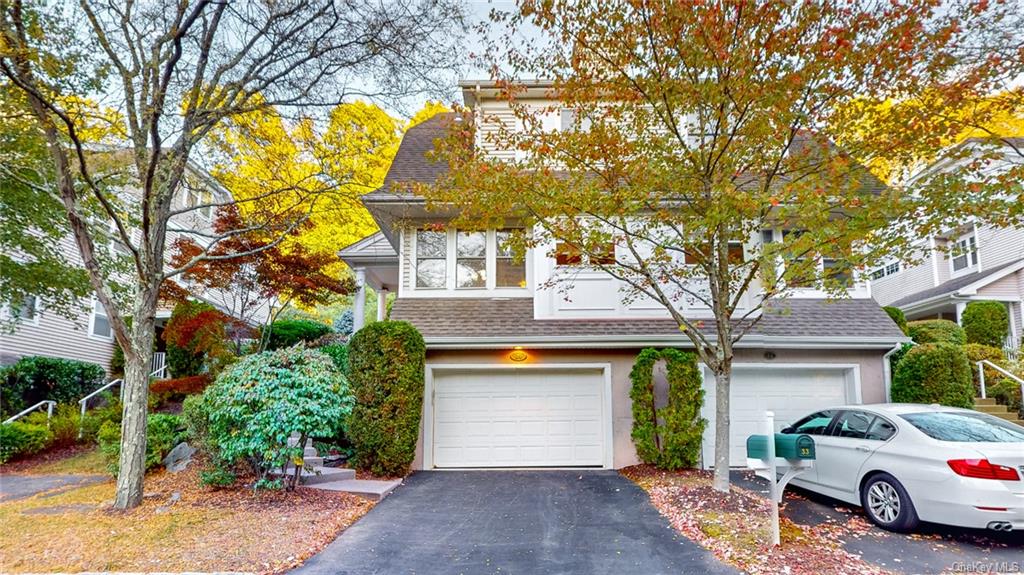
[947,459,1020,481]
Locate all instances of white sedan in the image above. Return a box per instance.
[779,403,1024,533]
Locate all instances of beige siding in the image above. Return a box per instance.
[401,227,415,293]
[0,308,115,371]
[977,225,1024,270]
[475,103,518,161]
[412,346,888,470]
[871,244,937,306]
[977,270,1022,299]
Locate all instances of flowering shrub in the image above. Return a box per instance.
[202,346,352,489]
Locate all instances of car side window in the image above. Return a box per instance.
[788,410,837,435]
[865,417,896,441]
[832,410,874,439]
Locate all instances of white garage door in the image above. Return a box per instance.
[431,368,607,468]
[700,366,858,467]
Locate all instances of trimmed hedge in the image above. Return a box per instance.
[961,301,1009,347]
[319,344,349,375]
[629,348,706,470]
[347,321,425,477]
[962,343,1005,394]
[883,307,909,335]
[0,356,106,416]
[907,319,966,345]
[891,343,973,408]
[265,320,332,350]
[0,421,53,464]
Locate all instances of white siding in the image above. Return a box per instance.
[871,244,937,306]
[977,225,1024,271]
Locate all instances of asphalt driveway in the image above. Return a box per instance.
[732,471,1023,575]
[292,470,739,575]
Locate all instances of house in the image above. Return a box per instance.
[870,138,1024,356]
[0,163,267,375]
[339,80,909,470]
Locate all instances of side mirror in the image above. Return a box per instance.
[781,426,794,434]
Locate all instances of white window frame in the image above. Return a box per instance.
[88,297,114,341]
[949,232,978,277]
[411,228,529,294]
[186,187,215,220]
[870,260,900,280]
[1,294,40,326]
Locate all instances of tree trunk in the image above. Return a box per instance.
[712,365,732,492]
[113,288,157,509]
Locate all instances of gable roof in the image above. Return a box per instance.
[390,297,907,348]
[890,258,1024,308]
[337,231,397,264]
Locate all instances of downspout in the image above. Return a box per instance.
[883,342,908,403]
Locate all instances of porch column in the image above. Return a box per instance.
[352,267,366,333]
[955,301,967,324]
[377,287,388,321]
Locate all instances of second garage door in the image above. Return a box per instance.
[431,368,608,468]
[700,365,859,467]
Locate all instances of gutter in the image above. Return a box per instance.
[424,334,911,350]
[882,342,909,402]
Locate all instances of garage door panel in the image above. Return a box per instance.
[701,366,854,468]
[432,369,607,468]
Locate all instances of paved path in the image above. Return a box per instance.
[732,471,1023,575]
[293,470,739,575]
[0,474,108,501]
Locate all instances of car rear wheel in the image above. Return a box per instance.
[860,473,919,532]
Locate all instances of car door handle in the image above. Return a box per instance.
[855,445,871,452]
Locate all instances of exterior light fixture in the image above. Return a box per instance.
[509,346,528,362]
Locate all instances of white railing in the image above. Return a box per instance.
[3,400,56,425]
[977,359,1024,402]
[1003,335,1020,363]
[150,351,167,379]
[76,365,166,437]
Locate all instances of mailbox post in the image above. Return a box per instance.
[745,411,816,547]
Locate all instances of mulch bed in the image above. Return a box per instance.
[0,459,376,574]
[622,465,894,575]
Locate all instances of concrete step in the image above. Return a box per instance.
[990,411,1024,423]
[974,397,997,406]
[310,478,402,501]
[303,456,324,467]
[273,465,355,485]
[975,404,1010,414]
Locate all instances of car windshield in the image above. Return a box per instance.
[901,411,1024,442]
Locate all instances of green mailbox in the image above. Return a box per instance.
[746,433,816,461]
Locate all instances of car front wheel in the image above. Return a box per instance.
[860,473,919,532]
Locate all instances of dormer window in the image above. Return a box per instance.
[951,234,978,274]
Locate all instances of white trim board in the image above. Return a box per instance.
[423,362,614,470]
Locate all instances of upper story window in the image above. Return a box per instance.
[496,230,527,288]
[951,234,978,274]
[456,231,487,288]
[416,230,447,288]
[554,240,615,267]
[2,295,40,326]
[559,109,592,132]
[683,242,744,265]
[870,261,900,280]
[90,298,113,339]
[414,228,527,291]
[185,188,215,219]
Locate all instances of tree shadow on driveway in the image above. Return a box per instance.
[731,470,1022,575]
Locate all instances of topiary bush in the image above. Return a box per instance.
[962,343,1006,394]
[265,319,332,350]
[202,347,352,489]
[0,356,106,416]
[97,413,184,475]
[883,306,909,335]
[961,301,1009,347]
[629,348,706,470]
[891,342,973,408]
[0,422,53,464]
[907,319,966,345]
[347,321,425,477]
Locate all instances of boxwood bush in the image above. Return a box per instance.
[202,347,352,489]
[347,321,425,477]
[0,421,53,464]
[961,301,1009,347]
[882,306,909,335]
[265,320,332,350]
[0,356,106,416]
[891,343,974,408]
[907,319,966,345]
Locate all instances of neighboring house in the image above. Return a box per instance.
[339,80,909,471]
[870,138,1024,355]
[0,163,268,375]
